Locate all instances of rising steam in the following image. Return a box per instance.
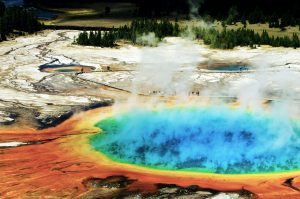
[104,18,300,174]
[188,0,204,18]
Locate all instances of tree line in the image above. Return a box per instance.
[75,19,180,47]
[0,1,42,42]
[194,27,300,49]
[76,30,116,47]
[225,6,300,30]
[76,18,300,49]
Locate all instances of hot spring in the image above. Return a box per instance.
[90,106,300,174]
[200,63,251,71]
[39,64,95,73]
[207,65,250,71]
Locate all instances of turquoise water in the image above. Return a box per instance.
[55,69,75,73]
[90,106,300,174]
[208,65,249,71]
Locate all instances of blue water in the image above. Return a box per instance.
[91,106,300,174]
[3,0,57,20]
[208,65,249,71]
[39,64,72,70]
[3,0,23,7]
[27,7,58,20]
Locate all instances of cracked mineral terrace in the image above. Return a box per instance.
[1,30,299,128]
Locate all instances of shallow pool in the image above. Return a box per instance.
[90,106,300,174]
[39,64,95,73]
[207,65,250,71]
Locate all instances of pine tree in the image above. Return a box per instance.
[226,6,239,25]
[261,30,270,44]
[221,21,227,29]
[268,14,280,28]
[292,33,300,48]
[95,30,102,46]
[281,14,296,27]
[241,15,247,28]
[0,1,5,17]
[249,7,264,24]
[89,31,96,46]
[173,22,180,36]
[0,6,42,43]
